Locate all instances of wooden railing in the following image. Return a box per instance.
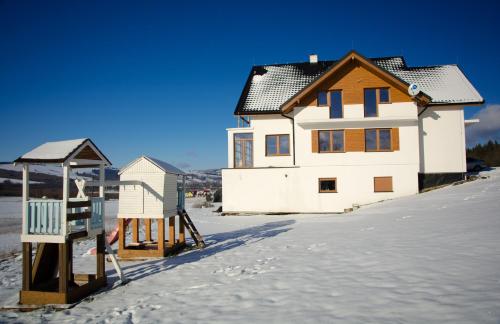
[25,197,104,237]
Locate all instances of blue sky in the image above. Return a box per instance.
[1,0,499,169]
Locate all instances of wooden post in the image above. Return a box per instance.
[99,164,105,231]
[22,242,32,291]
[58,242,68,294]
[145,219,152,242]
[131,219,139,243]
[178,215,185,244]
[96,232,105,279]
[62,164,70,237]
[168,216,175,247]
[22,164,29,236]
[158,219,165,255]
[118,219,126,252]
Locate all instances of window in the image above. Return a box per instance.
[364,88,377,117]
[318,130,344,153]
[330,90,343,119]
[374,176,393,192]
[379,88,390,103]
[266,134,290,156]
[318,91,328,106]
[364,88,391,117]
[319,178,337,193]
[365,129,392,152]
[234,133,253,168]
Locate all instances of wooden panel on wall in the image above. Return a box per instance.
[311,130,319,153]
[374,177,393,192]
[345,129,365,152]
[74,146,101,160]
[301,61,412,107]
[392,128,400,151]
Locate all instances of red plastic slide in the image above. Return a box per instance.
[88,219,131,255]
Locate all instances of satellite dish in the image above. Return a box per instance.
[408,83,420,96]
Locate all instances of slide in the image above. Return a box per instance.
[88,219,130,255]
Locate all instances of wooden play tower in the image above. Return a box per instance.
[15,139,111,305]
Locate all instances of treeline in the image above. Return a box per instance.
[467,140,500,167]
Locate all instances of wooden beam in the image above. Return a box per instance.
[118,219,126,253]
[68,230,88,240]
[22,242,32,291]
[131,219,139,243]
[67,201,91,208]
[58,243,68,295]
[158,219,165,255]
[67,211,91,221]
[96,232,105,279]
[145,219,152,242]
[168,217,175,247]
[178,215,185,244]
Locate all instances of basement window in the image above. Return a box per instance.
[319,178,337,193]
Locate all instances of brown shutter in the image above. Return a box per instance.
[374,177,393,192]
[391,128,400,151]
[311,130,319,153]
[345,129,365,152]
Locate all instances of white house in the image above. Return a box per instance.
[222,50,484,213]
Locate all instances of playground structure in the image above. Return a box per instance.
[80,156,205,260]
[14,139,110,305]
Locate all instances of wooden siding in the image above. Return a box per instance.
[74,145,101,160]
[392,128,400,151]
[345,129,365,152]
[311,130,319,153]
[301,62,412,107]
[374,176,393,192]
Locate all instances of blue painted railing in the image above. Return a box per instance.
[177,186,185,210]
[26,197,104,236]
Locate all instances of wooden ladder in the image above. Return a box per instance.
[178,209,206,248]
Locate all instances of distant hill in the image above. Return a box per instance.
[0,162,221,197]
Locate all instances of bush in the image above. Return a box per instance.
[213,188,222,203]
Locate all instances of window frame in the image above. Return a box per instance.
[319,178,338,193]
[329,90,343,119]
[233,133,254,168]
[379,87,391,104]
[365,128,392,152]
[364,88,392,117]
[265,134,290,156]
[318,130,345,153]
[317,91,328,107]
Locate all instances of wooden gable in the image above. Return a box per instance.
[74,145,102,160]
[301,59,412,107]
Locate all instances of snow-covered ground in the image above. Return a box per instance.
[0,169,499,323]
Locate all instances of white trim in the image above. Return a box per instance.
[62,163,70,237]
[66,140,111,166]
[226,127,254,132]
[464,119,480,126]
[70,159,107,166]
[117,209,178,219]
[21,234,66,243]
[297,117,418,129]
[22,164,29,236]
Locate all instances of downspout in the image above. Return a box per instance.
[280,111,296,166]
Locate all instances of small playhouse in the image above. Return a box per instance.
[14,138,110,305]
[116,156,204,259]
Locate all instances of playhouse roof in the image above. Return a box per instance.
[14,138,111,165]
[119,156,185,175]
[234,51,484,115]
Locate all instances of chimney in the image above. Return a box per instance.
[309,54,318,64]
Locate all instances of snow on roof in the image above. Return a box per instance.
[119,156,185,175]
[235,56,483,114]
[15,138,88,162]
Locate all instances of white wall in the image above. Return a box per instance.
[222,164,418,213]
[419,106,466,173]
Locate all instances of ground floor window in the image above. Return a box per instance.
[234,133,253,168]
[319,178,337,193]
[374,176,393,192]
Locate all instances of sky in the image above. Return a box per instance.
[1,0,499,169]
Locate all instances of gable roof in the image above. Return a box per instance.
[119,155,185,175]
[14,138,112,165]
[235,51,484,115]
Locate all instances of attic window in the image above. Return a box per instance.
[379,88,390,103]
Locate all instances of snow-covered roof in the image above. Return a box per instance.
[119,156,185,175]
[235,55,483,114]
[14,138,111,165]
